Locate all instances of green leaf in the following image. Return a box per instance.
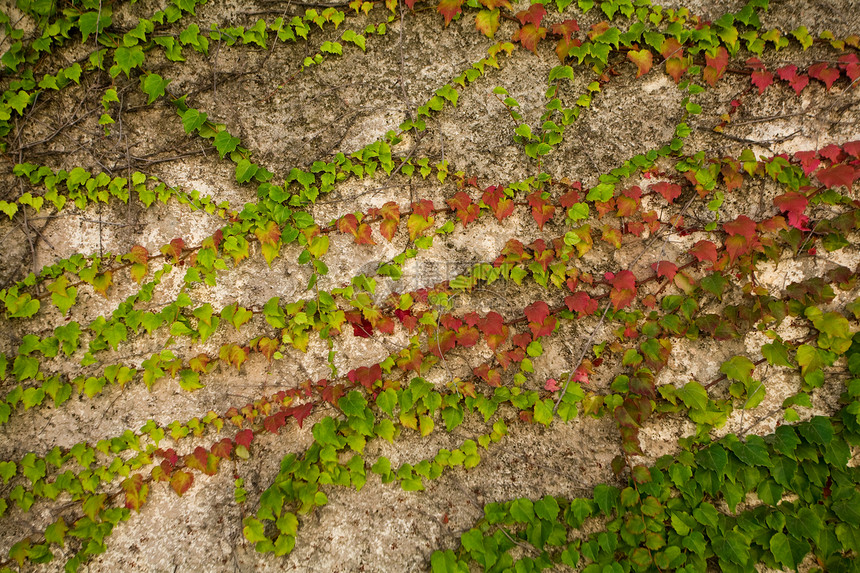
[798,416,833,445]
[720,355,754,384]
[243,517,268,543]
[338,390,367,417]
[141,73,171,104]
[181,108,208,134]
[769,532,795,569]
[112,46,145,77]
[762,341,794,367]
[214,131,240,159]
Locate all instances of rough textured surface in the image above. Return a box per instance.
[0,0,858,572]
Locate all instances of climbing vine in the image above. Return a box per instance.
[0,0,858,571]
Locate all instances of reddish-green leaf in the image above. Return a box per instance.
[437,0,464,26]
[170,470,194,496]
[552,19,579,41]
[122,474,149,512]
[627,49,653,78]
[703,47,728,86]
[513,24,547,53]
[160,237,185,263]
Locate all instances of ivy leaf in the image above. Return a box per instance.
[627,49,653,77]
[437,0,463,25]
[141,73,170,104]
[179,369,204,391]
[170,470,194,496]
[475,9,500,38]
[703,46,728,86]
[650,181,681,204]
[773,191,809,230]
[214,130,240,159]
[112,46,145,77]
[122,474,149,512]
[720,355,755,384]
[339,390,367,417]
[513,24,547,53]
[181,108,208,134]
[609,270,637,311]
[553,19,580,41]
[762,341,794,367]
[750,67,774,95]
[651,261,678,281]
[243,516,268,543]
[815,163,858,189]
[808,62,840,90]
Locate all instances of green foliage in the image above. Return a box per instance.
[0,0,859,570]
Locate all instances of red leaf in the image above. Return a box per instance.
[127,245,149,265]
[794,150,820,175]
[777,64,799,82]
[337,214,358,235]
[234,429,254,448]
[703,46,728,86]
[160,237,185,263]
[819,144,843,163]
[627,49,653,78]
[777,65,810,95]
[609,270,637,311]
[615,195,639,218]
[844,140,860,159]
[456,325,480,347]
[650,181,681,204]
[723,215,756,240]
[286,403,314,428]
[474,364,502,387]
[513,24,547,53]
[447,191,480,228]
[480,0,511,8]
[565,291,598,315]
[511,331,532,349]
[412,199,435,218]
[524,300,550,324]
[839,54,860,82]
[170,470,194,496]
[552,19,579,41]
[651,261,678,280]
[689,240,717,264]
[808,62,840,91]
[527,191,555,229]
[355,223,375,245]
[816,163,859,189]
[725,234,749,264]
[773,191,809,230]
[482,185,515,221]
[437,0,463,25]
[516,3,546,27]
[751,68,774,95]
[558,187,581,207]
[211,438,233,459]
